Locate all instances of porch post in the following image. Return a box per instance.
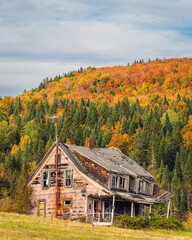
[111,195,115,224]
[85,195,88,222]
[131,202,134,217]
[167,200,171,219]
[149,204,152,219]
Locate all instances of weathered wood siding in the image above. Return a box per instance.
[29,146,110,219]
[73,152,110,187]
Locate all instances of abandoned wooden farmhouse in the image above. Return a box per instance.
[26,137,173,224]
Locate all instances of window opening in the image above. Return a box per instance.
[65,170,72,187]
[64,200,71,205]
[42,172,49,188]
[139,181,143,193]
[119,177,125,189]
[104,202,110,220]
[112,175,119,188]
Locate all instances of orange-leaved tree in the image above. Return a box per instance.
[107,133,133,156]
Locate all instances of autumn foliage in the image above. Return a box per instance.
[0,58,192,218]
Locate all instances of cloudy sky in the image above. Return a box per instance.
[0,0,192,97]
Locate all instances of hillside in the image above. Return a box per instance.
[0,58,192,220]
[26,57,192,105]
[0,213,191,240]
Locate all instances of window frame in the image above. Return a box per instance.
[64,200,71,206]
[64,169,73,187]
[139,181,144,193]
[119,176,126,189]
[37,199,46,217]
[145,182,151,195]
[112,175,119,188]
[42,171,50,189]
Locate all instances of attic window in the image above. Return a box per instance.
[65,170,72,187]
[42,171,49,189]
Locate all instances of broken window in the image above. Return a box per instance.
[139,181,143,193]
[65,170,72,187]
[119,177,125,189]
[103,201,111,221]
[112,175,118,188]
[42,171,49,188]
[64,200,71,205]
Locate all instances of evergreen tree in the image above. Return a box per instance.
[161,165,170,190]
[174,152,182,181]
[121,118,129,134]
[180,189,187,213]
[180,145,187,171]
[130,128,147,166]
[183,153,192,185]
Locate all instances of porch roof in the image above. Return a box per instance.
[88,187,174,205]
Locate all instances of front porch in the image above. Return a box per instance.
[86,194,148,225]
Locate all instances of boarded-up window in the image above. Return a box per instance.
[65,170,72,187]
[38,200,46,217]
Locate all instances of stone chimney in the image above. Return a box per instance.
[86,137,92,149]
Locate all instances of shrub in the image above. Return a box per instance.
[183,212,192,231]
[113,215,183,230]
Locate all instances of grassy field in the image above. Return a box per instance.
[0,212,192,240]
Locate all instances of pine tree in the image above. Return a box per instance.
[180,145,187,171]
[183,153,192,185]
[148,132,159,168]
[129,128,147,166]
[119,97,130,119]
[174,152,182,181]
[164,112,172,134]
[161,165,170,190]
[121,118,129,134]
[180,189,187,213]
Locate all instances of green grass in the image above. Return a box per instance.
[0,212,192,240]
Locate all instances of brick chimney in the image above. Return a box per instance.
[86,137,92,149]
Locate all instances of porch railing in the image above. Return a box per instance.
[86,212,112,223]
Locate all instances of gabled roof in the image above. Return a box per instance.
[65,144,154,179]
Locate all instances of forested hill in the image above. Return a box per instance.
[18,57,192,105]
[0,58,192,218]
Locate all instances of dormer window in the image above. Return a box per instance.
[112,175,126,189]
[112,176,119,188]
[145,182,151,195]
[119,177,125,189]
[139,181,143,193]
